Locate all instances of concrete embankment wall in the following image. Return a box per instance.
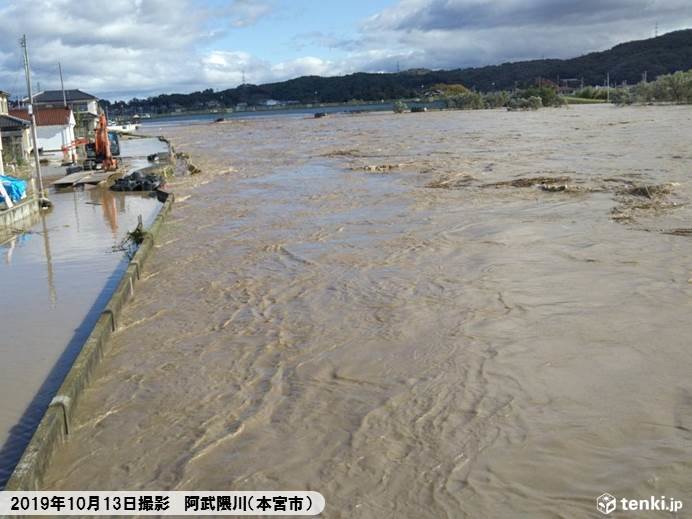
[4,192,175,491]
[0,197,40,244]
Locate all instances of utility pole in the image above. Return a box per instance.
[20,34,47,202]
[59,62,67,107]
[606,72,610,103]
[643,71,648,83]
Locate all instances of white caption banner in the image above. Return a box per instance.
[0,491,325,516]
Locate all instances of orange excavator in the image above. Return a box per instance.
[80,113,121,170]
[95,113,117,170]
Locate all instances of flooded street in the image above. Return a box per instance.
[40,105,692,517]
[0,138,166,488]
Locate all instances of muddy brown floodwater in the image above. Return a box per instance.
[41,105,692,517]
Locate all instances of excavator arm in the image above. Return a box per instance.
[94,113,117,171]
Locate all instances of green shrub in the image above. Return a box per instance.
[393,100,408,113]
[483,91,510,108]
[631,70,692,104]
[507,96,543,111]
[611,88,633,105]
[574,86,608,100]
[519,85,561,107]
[444,91,484,110]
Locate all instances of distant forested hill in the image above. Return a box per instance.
[114,29,692,112]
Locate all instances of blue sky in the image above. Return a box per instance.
[0,0,691,100]
[205,0,392,64]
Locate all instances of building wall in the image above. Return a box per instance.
[86,100,98,115]
[36,124,75,152]
[37,99,98,116]
[0,128,4,173]
[1,128,31,162]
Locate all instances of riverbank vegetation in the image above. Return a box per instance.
[424,83,565,112]
[612,70,692,105]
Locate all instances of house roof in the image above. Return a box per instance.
[0,114,30,130]
[33,89,97,103]
[9,107,73,126]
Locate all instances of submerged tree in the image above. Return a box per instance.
[620,69,692,104]
[393,100,408,113]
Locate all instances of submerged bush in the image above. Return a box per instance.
[655,70,692,103]
[444,91,484,110]
[507,96,543,111]
[626,69,692,104]
[393,100,408,113]
[518,85,565,107]
[611,88,634,105]
[575,86,609,100]
[483,91,510,108]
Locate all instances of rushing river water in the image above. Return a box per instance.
[40,106,692,517]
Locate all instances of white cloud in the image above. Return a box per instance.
[224,0,274,28]
[0,0,275,100]
[200,51,339,86]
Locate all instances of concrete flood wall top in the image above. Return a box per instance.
[0,196,40,244]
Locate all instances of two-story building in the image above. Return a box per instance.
[32,89,99,137]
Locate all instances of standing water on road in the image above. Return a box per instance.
[0,146,164,488]
[38,106,692,517]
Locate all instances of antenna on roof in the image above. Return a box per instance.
[655,22,658,37]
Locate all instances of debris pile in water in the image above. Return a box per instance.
[482,176,572,188]
[111,171,163,192]
[611,183,681,221]
[359,164,404,173]
[426,175,475,189]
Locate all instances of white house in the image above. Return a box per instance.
[10,107,76,159]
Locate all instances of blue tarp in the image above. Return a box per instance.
[0,175,27,204]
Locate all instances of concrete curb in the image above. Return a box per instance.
[4,194,175,491]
